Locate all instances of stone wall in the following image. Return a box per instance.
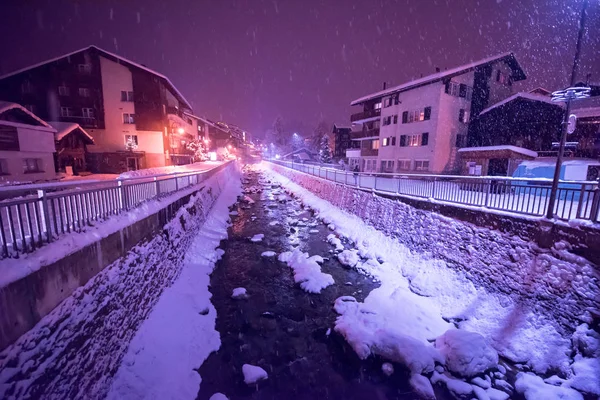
[0,163,240,399]
[269,163,600,330]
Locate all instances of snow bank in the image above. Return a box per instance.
[117,161,224,179]
[250,234,264,242]
[242,364,268,384]
[232,287,248,299]
[278,249,334,293]
[107,169,242,400]
[435,329,498,377]
[337,249,360,268]
[261,251,276,257]
[515,373,583,400]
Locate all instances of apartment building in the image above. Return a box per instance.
[0,45,193,173]
[332,124,357,159]
[348,52,526,174]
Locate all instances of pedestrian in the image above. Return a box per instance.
[353,164,359,186]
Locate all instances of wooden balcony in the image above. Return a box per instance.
[361,148,379,157]
[350,108,381,123]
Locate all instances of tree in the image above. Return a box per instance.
[186,139,208,162]
[310,121,331,153]
[319,135,333,164]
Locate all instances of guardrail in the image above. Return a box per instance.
[269,160,600,223]
[0,161,233,259]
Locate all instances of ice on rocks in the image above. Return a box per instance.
[515,372,583,400]
[337,249,360,268]
[435,329,498,377]
[250,234,264,242]
[278,249,334,293]
[261,251,276,257]
[242,364,268,385]
[231,288,248,300]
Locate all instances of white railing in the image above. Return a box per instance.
[269,160,600,224]
[0,161,233,259]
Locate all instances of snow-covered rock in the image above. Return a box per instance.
[381,362,394,376]
[209,393,229,400]
[435,329,498,377]
[337,249,360,268]
[430,371,473,397]
[278,249,334,293]
[326,234,344,251]
[309,229,319,233]
[231,288,248,300]
[242,195,255,204]
[515,372,583,400]
[566,357,600,395]
[571,323,600,358]
[261,251,276,257]
[268,221,279,226]
[229,211,238,216]
[242,364,268,385]
[486,387,510,400]
[409,374,435,399]
[250,234,264,242]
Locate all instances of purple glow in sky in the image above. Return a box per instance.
[0,0,599,136]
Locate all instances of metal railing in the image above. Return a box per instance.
[269,160,600,224]
[0,161,232,259]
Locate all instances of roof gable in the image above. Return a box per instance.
[0,101,52,128]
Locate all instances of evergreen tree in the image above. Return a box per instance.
[319,135,333,164]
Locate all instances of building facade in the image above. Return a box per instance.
[0,45,193,173]
[332,124,357,159]
[348,53,526,174]
[0,102,57,183]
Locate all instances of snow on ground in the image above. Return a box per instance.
[515,373,584,400]
[118,161,224,179]
[278,249,334,293]
[242,364,269,385]
[250,233,264,242]
[261,251,277,257]
[106,172,242,400]
[262,165,597,398]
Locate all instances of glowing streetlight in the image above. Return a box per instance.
[177,127,184,134]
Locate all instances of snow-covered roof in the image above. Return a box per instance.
[182,112,217,127]
[0,45,192,110]
[282,147,316,158]
[0,101,52,128]
[572,106,600,119]
[333,124,352,130]
[48,121,94,143]
[458,145,538,158]
[478,92,560,116]
[350,52,525,106]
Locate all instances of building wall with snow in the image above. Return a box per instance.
[268,163,600,329]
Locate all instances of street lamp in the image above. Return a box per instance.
[546,0,590,219]
[177,127,185,134]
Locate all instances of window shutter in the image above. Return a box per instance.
[400,135,406,147]
[459,109,465,122]
[424,107,431,120]
[391,136,396,146]
[421,132,429,146]
[402,111,408,124]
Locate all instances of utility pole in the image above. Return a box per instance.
[546,0,590,219]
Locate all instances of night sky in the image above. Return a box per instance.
[1,0,599,137]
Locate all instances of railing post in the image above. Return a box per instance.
[374,175,378,192]
[575,184,586,218]
[590,185,600,222]
[175,176,179,191]
[431,177,437,199]
[154,176,160,198]
[37,189,52,243]
[118,180,127,211]
[334,169,337,183]
[484,179,491,208]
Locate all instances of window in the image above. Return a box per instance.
[384,97,393,107]
[78,64,92,74]
[394,94,400,105]
[382,137,389,146]
[0,159,8,175]
[125,134,139,146]
[455,134,467,147]
[123,113,135,124]
[381,160,394,172]
[408,134,421,147]
[0,126,19,151]
[391,136,396,146]
[82,108,94,118]
[397,159,411,171]
[382,116,392,126]
[421,132,429,146]
[121,90,134,102]
[445,81,473,100]
[414,160,429,171]
[402,107,431,124]
[21,81,33,94]
[60,106,72,117]
[400,135,406,147]
[23,158,42,173]
[459,84,467,98]
[79,88,90,97]
[458,109,469,123]
[393,115,398,124]
[374,102,382,110]
[58,85,69,96]
[372,139,380,150]
[424,107,431,120]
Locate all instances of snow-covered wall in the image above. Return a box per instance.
[0,163,241,399]
[268,163,600,330]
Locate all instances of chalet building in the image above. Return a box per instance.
[0,45,193,173]
[49,121,95,175]
[0,101,57,183]
[332,124,357,159]
[348,52,526,174]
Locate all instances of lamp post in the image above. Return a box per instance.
[546,0,590,219]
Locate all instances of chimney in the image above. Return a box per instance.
[435,67,440,73]
[383,81,387,90]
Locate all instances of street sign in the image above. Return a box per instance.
[567,114,577,134]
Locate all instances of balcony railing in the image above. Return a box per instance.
[350,108,381,123]
[351,128,380,140]
[361,148,379,157]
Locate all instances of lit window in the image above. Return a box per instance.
[125,135,139,145]
[374,103,382,110]
[372,140,380,150]
[123,113,135,124]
